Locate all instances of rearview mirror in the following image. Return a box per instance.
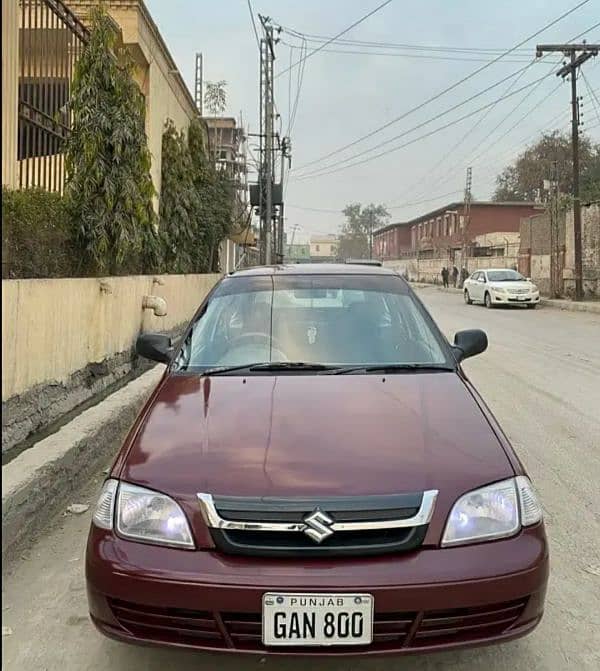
[136,333,173,363]
[452,329,488,362]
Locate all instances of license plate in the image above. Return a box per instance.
[262,592,373,646]
[517,296,526,301]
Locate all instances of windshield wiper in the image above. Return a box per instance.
[199,362,340,376]
[249,362,340,372]
[329,363,455,375]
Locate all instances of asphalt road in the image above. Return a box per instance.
[3,287,600,671]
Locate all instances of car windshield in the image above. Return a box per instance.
[487,270,526,282]
[174,274,451,372]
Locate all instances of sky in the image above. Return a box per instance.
[146,0,600,243]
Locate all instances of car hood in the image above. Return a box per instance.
[488,281,534,291]
[121,373,513,507]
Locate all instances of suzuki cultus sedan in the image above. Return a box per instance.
[86,264,548,656]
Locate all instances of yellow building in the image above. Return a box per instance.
[2,0,201,208]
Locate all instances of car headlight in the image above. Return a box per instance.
[441,476,542,547]
[492,287,507,293]
[92,479,194,548]
[531,285,539,293]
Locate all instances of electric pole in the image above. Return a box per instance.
[258,16,279,265]
[462,167,472,270]
[277,136,291,262]
[368,210,374,259]
[194,53,203,114]
[536,42,599,300]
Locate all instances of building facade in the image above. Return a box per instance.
[284,243,311,262]
[373,201,541,261]
[2,0,201,206]
[310,235,338,261]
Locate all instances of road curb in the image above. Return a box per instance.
[1,365,164,562]
[539,298,600,314]
[411,282,600,313]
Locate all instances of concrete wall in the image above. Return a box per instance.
[385,254,518,284]
[1,0,19,188]
[2,273,219,451]
[564,203,600,297]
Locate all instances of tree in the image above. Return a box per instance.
[493,131,600,204]
[188,119,234,272]
[64,6,157,274]
[159,120,198,273]
[338,203,390,259]
[204,80,227,116]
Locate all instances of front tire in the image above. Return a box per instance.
[484,292,494,309]
[464,290,473,305]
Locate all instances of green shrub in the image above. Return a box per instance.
[64,6,158,275]
[2,188,81,278]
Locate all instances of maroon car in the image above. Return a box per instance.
[86,264,548,656]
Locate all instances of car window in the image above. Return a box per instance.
[487,270,526,282]
[175,275,451,370]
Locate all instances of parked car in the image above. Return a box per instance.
[86,263,548,656]
[463,269,540,309]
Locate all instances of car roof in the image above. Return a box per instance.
[229,263,397,277]
[477,268,520,273]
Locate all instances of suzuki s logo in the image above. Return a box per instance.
[303,508,334,543]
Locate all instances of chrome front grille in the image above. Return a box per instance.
[197,491,437,557]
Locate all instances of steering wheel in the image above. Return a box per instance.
[224,332,288,360]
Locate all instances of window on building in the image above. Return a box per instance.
[18,77,69,159]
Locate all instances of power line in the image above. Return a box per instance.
[384,60,542,205]
[292,0,592,173]
[581,71,600,124]
[274,0,395,79]
[287,38,307,137]
[293,71,557,181]
[281,28,533,54]
[292,61,547,178]
[247,0,260,49]
[280,40,533,63]
[366,25,599,205]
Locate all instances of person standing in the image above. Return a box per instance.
[460,267,469,288]
[452,266,459,288]
[441,267,449,288]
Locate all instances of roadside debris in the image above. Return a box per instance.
[66,504,89,515]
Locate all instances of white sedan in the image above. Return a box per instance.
[463,269,540,309]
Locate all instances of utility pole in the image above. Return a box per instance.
[277,136,291,262]
[258,15,278,265]
[462,167,472,270]
[368,210,374,259]
[536,42,599,300]
[194,53,203,114]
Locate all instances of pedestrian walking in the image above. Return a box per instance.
[452,266,459,288]
[441,267,449,288]
[460,267,469,288]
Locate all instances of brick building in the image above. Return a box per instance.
[373,201,541,260]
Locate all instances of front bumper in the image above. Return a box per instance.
[86,524,548,655]
[491,291,540,304]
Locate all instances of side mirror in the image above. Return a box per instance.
[526,277,531,282]
[136,333,173,363]
[452,329,488,362]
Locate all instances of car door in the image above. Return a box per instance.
[468,272,482,301]
[480,271,489,300]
